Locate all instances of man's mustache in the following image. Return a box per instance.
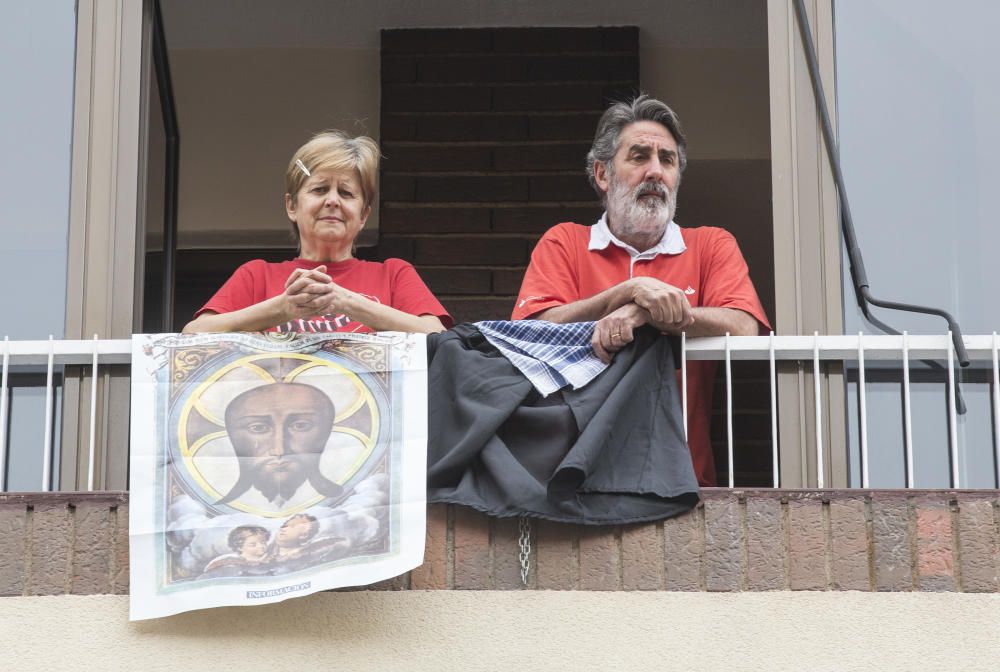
[635,182,668,201]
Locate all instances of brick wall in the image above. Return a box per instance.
[361,27,640,323]
[4,490,998,596]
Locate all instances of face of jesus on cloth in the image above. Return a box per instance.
[218,382,343,506]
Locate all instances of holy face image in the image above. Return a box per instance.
[219,382,342,506]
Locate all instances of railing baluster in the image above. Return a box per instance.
[681,331,688,442]
[858,332,869,488]
[947,331,959,489]
[726,332,734,489]
[814,331,824,488]
[42,335,54,492]
[88,334,99,491]
[0,336,9,492]
[993,332,999,489]
[769,331,778,488]
[903,331,914,488]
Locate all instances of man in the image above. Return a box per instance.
[512,94,770,486]
[218,382,343,509]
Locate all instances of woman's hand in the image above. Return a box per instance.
[281,265,335,319]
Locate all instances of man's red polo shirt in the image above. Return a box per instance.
[512,220,770,486]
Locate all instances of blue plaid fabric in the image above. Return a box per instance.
[475,320,608,396]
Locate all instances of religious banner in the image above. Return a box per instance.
[128,331,427,620]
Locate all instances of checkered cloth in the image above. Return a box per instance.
[475,320,608,396]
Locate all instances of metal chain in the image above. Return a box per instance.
[517,516,531,585]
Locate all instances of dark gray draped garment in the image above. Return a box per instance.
[425,324,699,525]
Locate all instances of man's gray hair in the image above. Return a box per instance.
[585,94,688,201]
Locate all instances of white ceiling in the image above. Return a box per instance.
[160,0,767,51]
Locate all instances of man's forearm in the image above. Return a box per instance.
[671,306,759,337]
[532,283,634,323]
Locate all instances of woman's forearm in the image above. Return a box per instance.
[182,296,290,333]
[339,291,446,333]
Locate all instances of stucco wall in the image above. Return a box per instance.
[4,591,1000,671]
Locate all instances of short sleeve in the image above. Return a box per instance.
[386,259,454,328]
[699,229,771,334]
[511,224,582,320]
[195,260,266,317]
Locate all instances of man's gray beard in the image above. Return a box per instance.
[606,175,677,244]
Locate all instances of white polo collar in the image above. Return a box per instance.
[588,212,687,259]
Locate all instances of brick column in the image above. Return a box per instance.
[369,27,640,323]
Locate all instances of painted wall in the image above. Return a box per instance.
[5,592,1000,671]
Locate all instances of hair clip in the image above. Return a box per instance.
[295,159,311,177]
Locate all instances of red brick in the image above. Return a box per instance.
[415,237,526,266]
[418,55,528,83]
[529,113,603,141]
[492,268,526,295]
[380,206,491,234]
[788,498,826,590]
[381,56,417,83]
[369,574,409,591]
[381,114,416,141]
[381,174,416,201]
[492,206,601,233]
[419,267,492,295]
[383,143,492,172]
[112,504,129,594]
[383,84,491,113]
[602,27,639,51]
[453,506,490,589]
[492,83,611,112]
[0,504,27,596]
[358,236,414,262]
[916,504,955,591]
[382,28,492,54]
[704,496,742,591]
[536,520,577,590]
[411,504,448,590]
[443,297,516,323]
[745,497,784,590]
[958,498,998,592]
[28,503,71,595]
[527,54,638,83]
[416,175,528,203]
[872,496,912,591]
[579,527,619,591]
[493,143,590,172]
[415,114,528,142]
[494,517,528,589]
[829,498,870,591]
[622,522,662,590]
[663,506,704,591]
[492,28,603,53]
[529,174,595,202]
[70,501,113,595]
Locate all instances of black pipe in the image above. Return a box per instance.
[791,0,969,414]
[152,0,179,332]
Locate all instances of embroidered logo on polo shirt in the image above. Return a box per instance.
[685,286,696,295]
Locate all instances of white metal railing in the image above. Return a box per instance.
[1,333,999,492]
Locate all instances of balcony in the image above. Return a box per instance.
[1,333,999,598]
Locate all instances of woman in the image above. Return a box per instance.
[183,131,451,334]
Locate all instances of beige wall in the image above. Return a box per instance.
[4,591,999,671]
[171,48,380,249]
[642,47,770,161]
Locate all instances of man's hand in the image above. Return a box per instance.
[592,303,650,364]
[628,277,695,331]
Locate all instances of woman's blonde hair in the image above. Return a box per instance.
[285,130,380,245]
